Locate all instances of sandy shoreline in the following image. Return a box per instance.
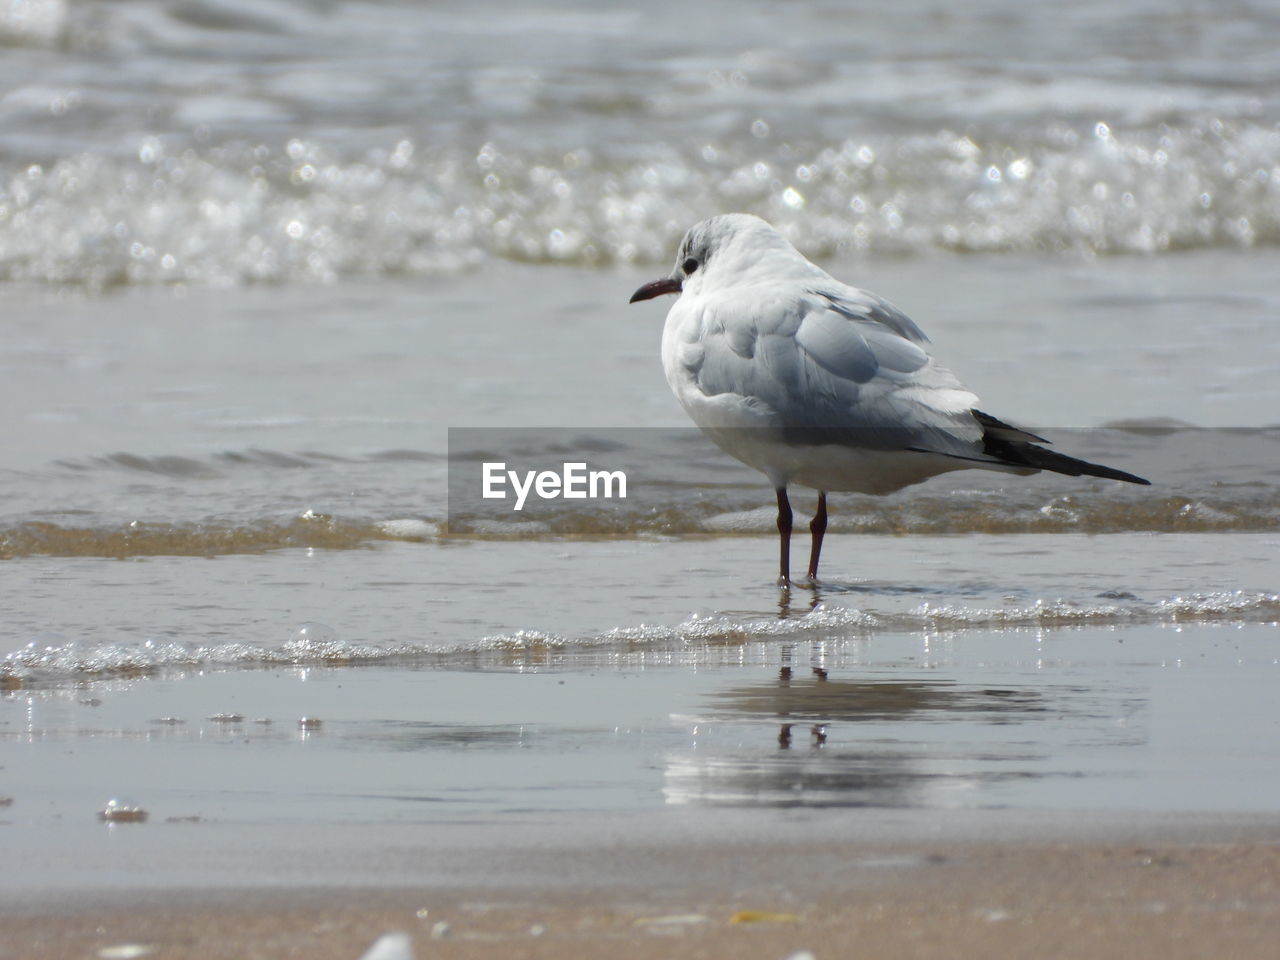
[7,828,1280,960]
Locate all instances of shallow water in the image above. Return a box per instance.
[4,616,1279,893]
[2,253,1278,567]
[3,257,1279,857]
[2,0,1279,898]
[2,531,1277,678]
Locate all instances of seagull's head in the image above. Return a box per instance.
[629,213,812,304]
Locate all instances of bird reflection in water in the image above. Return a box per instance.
[663,648,1051,809]
[776,582,826,621]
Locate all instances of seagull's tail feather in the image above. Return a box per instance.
[973,410,1151,485]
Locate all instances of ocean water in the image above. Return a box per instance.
[2,0,1279,878]
[2,0,1279,287]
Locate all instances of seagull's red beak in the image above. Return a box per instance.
[628,277,682,303]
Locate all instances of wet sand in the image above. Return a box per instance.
[6,614,1280,959]
[7,828,1280,960]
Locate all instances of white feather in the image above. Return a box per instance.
[657,214,1024,494]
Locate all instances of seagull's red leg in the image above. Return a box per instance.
[775,487,792,588]
[807,491,828,583]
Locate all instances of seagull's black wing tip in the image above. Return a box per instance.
[973,410,1151,485]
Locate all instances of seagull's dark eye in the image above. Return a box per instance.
[682,257,699,275]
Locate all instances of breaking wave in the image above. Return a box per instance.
[4,122,1278,288]
[5,590,1277,687]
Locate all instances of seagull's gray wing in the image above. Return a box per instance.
[812,286,930,344]
[682,286,999,461]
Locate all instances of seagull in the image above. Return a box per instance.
[629,213,1149,588]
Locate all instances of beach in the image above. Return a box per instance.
[6,580,1280,955]
[3,0,1280,955]
[4,255,1279,960]
[7,830,1280,959]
